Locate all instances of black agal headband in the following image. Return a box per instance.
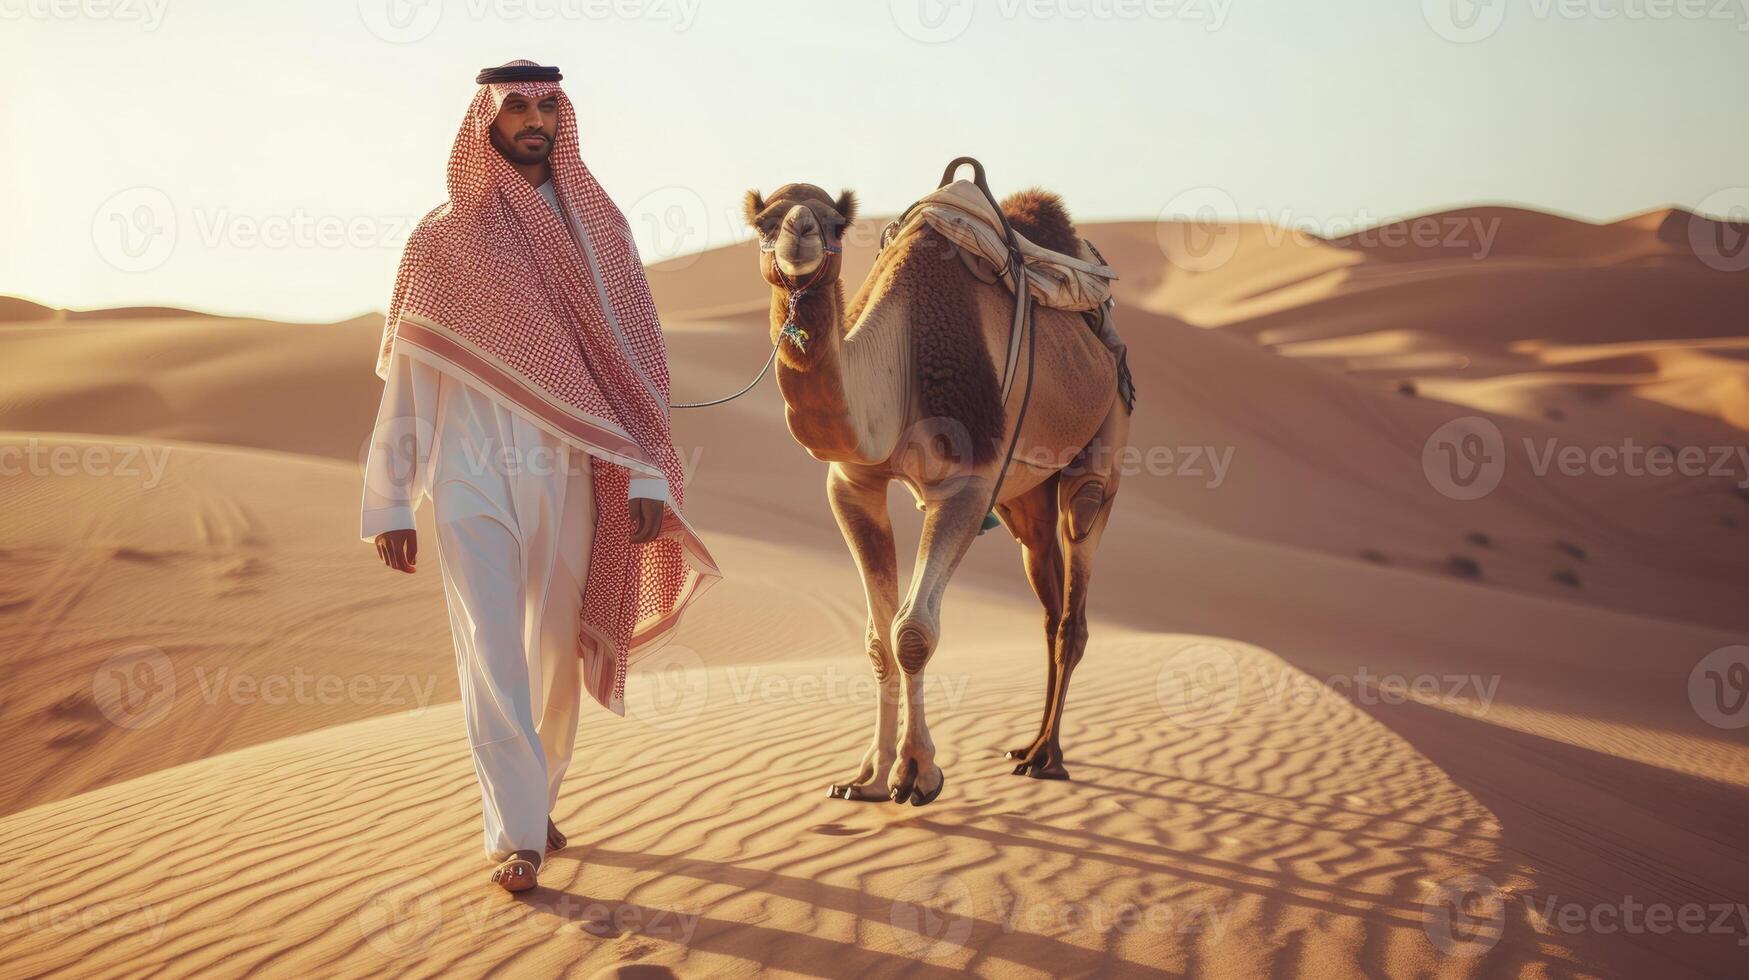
[475,64,563,85]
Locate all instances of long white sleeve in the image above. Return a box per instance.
[627,475,669,502]
[360,351,433,541]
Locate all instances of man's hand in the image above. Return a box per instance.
[628,497,663,544]
[376,529,418,573]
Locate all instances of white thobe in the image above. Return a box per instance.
[360,177,666,861]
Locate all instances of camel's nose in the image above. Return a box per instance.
[781,204,819,237]
[775,204,824,278]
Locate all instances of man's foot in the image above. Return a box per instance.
[545,819,567,854]
[490,850,541,893]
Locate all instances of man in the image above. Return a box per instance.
[361,60,719,893]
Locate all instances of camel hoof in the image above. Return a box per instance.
[1028,764,1070,781]
[889,758,918,804]
[1010,762,1032,776]
[910,774,945,806]
[1003,747,1034,761]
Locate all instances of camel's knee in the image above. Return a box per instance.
[867,641,893,682]
[1053,613,1089,667]
[1064,479,1107,542]
[893,614,937,675]
[865,622,896,682]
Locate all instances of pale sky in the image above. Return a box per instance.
[3,0,1746,321]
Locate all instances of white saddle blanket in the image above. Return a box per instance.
[882,180,1118,312]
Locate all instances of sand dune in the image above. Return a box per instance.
[2,203,1746,977]
[0,629,1689,977]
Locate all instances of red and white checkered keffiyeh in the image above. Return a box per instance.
[378,62,719,714]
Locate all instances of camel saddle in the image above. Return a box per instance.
[881,170,1136,411]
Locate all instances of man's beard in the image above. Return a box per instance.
[490,127,553,166]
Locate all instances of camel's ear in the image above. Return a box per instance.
[742,189,766,227]
[835,190,859,225]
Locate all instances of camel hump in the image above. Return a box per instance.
[1000,189,1080,256]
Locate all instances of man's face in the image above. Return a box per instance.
[489,92,560,165]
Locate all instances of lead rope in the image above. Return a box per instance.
[670,339,781,409]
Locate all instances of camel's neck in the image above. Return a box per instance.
[770,280,907,465]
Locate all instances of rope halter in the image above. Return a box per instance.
[759,226,842,353]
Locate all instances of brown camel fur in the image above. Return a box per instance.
[744,181,1131,804]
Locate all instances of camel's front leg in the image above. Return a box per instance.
[824,466,902,802]
[889,483,990,805]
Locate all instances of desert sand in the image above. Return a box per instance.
[1,205,1746,977]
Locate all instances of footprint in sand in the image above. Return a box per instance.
[1446,554,1482,579]
[586,963,677,979]
[45,726,105,748]
[43,690,107,723]
[807,822,870,836]
[111,546,168,562]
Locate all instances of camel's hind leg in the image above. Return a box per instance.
[1014,398,1130,780]
[995,475,1066,766]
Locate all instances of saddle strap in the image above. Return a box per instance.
[998,259,1029,405]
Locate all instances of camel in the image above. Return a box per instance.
[743,177,1131,804]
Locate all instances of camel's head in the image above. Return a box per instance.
[743,183,858,285]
